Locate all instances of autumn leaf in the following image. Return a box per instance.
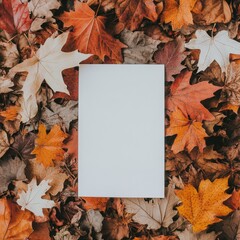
[154,36,187,81]
[59,2,127,62]
[0,77,14,94]
[0,198,34,239]
[64,127,78,160]
[0,106,19,122]
[0,130,11,158]
[161,0,197,30]
[192,0,231,25]
[166,108,208,154]
[0,0,32,35]
[225,189,240,210]
[185,30,240,72]
[32,124,68,167]
[115,0,158,31]
[123,184,179,229]
[17,178,55,216]
[175,177,232,232]
[83,197,109,212]
[0,42,19,68]
[167,71,221,121]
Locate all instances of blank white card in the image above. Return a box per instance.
[79,64,164,198]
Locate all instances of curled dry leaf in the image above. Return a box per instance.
[120,29,160,64]
[166,108,208,154]
[175,177,232,232]
[87,0,115,12]
[26,159,68,196]
[0,198,34,239]
[0,157,26,194]
[167,71,221,121]
[154,36,187,81]
[161,0,197,30]
[115,0,158,31]
[123,184,179,229]
[17,178,55,216]
[59,2,127,62]
[0,0,32,35]
[0,41,19,68]
[32,124,68,167]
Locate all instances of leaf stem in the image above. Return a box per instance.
[95,0,102,16]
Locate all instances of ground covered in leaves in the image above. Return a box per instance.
[0,0,240,239]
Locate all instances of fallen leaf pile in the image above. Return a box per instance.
[0,0,240,239]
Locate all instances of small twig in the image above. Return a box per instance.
[95,0,102,16]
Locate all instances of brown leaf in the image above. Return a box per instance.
[83,197,109,212]
[64,127,78,160]
[0,198,34,239]
[225,189,240,210]
[192,0,231,25]
[0,129,11,158]
[154,36,187,81]
[115,0,158,31]
[28,222,51,240]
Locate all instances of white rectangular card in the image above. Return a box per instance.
[79,64,165,198]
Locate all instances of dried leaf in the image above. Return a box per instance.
[83,197,109,212]
[0,77,14,94]
[162,0,197,30]
[0,157,26,194]
[0,129,10,158]
[154,36,187,81]
[167,71,220,121]
[59,2,127,61]
[32,124,68,167]
[115,0,158,31]
[175,177,232,232]
[120,29,160,64]
[0,198,34,239]
[123,184,179,229]
[166,108,208,154]
[17,178,55,216]
[0,42,19,68]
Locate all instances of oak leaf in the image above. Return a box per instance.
[161,0,197,30]
[166,108,208,154]
[185,30,240,72]
[83,197,109,212]
[154,36,187,81]
[26,159,68,196]
[0,0,32,35]
[167,71,220,121]
[32,124,68,167]
[175,177,232,232]
[0,198,34,239]
[115,0,158,31]
[59,2,127,62]
[17,178,55,216]
[123,184,179,229]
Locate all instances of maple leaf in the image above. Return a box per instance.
[32,124,68,167]
[0,198,34,239]
[0,106,19,122]
[0,0,32,35]
[175,177,232,232]
[27,159,68,196]
[166,108,208,154]
[154,36,187,81]
[59,2,127,62]
[120,29,160,64]
[115,0,158,31]
[161,0,197,30]
[192,0,231,25]
[167,71,221,121]
[123,184,179,229]
[12,32,90,103]
[17,178,55,216]
[185,30,240,72]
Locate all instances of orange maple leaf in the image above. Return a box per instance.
[167,71,221,121]
[161,0,197,30]
[59,2,127,62]
[175,177,232,232]
[0,106,20,121]
[32,124,68,167]
[0,198,34,239]
[166,108,207,154]
[83,197,109,212]
[115,0,158,31]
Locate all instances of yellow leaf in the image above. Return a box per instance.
[32,124,68,167]
[175,177,232,232]
[0,106,20,122]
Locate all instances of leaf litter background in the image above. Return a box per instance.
[1,0,240,239]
